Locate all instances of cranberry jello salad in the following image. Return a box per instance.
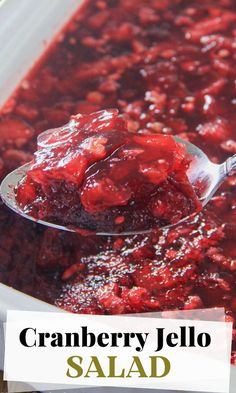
[0,0,236,363]
[15,110,201,234]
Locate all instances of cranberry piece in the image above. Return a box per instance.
[0,118,34,148]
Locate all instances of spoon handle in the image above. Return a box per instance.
[225,154,236,175]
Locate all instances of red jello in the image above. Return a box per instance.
[15,109,200,233]
[0,0,236,363]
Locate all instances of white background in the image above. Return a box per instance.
[4,311,232,392]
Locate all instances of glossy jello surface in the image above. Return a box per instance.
[0,0,236,362]
[15,109,200,233]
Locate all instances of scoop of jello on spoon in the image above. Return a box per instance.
[0,109,235,236]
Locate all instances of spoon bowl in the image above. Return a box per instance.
[0,137,235,236]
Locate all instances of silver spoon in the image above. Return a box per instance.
[0,136,235,236]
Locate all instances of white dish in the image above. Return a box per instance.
[0,0,235,391]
